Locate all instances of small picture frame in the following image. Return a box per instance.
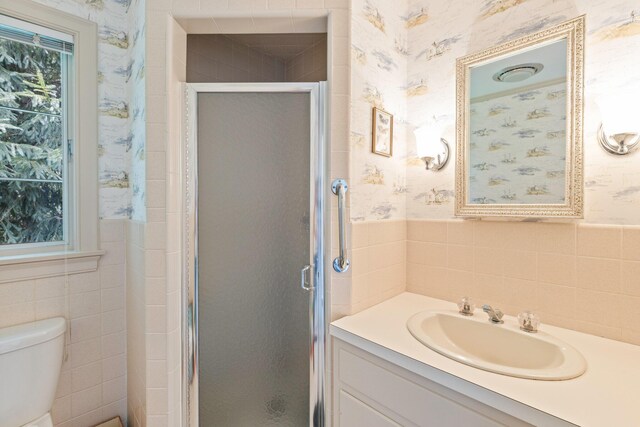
[372,107,393,157]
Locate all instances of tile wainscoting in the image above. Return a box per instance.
[0,219,127,427]
[349,219,640,347]
[126,220,146,427]
[346,220,407,314]
[407,220,640,346]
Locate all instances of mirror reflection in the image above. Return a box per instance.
[468,39,568,205]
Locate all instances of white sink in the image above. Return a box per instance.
[407,310,586,380]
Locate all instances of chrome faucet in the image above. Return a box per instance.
[482,304,504,324]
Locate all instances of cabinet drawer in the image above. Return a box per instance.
[340,390,401,427]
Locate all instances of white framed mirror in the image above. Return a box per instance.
[455,16,585,218]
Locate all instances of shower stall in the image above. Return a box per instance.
[183,82,328,426]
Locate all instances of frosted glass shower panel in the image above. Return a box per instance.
[197,92,311,426]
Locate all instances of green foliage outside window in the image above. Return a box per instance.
[0,38,65,245]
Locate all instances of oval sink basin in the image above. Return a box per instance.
[407,310,586,380]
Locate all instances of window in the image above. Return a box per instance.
[0,15,73,249]
[0,1,100,280]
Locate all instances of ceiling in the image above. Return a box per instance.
[470,39,567,100]
[222,33,326,60]
[175,16,327,35]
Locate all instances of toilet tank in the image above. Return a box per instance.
[0,317,66,427]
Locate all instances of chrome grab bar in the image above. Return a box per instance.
[331,179,350,273]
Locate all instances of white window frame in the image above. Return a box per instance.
[0,0,102,282]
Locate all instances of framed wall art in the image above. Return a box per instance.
[372,107,394,157]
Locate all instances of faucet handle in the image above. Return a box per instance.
[482,304,504,323]
[518,311,540,333]
[457,297,475,316]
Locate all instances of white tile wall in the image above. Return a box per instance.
[0,219,127,427]
[146,2,351,426]
[127,220,147,427]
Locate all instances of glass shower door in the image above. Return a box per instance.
[195,90,315,426]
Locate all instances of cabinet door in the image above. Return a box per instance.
[339,350,508,427]
[340,390,401,427]
[333,340,541,427]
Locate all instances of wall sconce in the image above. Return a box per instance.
[414,125,450,171]
[598,99,639,155]
[598,124,639,155]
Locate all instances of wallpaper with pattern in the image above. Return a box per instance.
[31,0,144,220]
[350,0,409,221]
[469,81,567,205]
[26,0,640,225]
[404,0,640,224]
[128,0,145,221]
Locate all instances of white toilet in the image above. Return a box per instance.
[0,317,66,427]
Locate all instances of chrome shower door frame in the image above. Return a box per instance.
[182,82,328,427]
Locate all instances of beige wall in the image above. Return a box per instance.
[405,220,640,346]
[350,219,640,346]
[342,221,406,316]
[186,33,328,83]
[0,220,127,427]
[284,37,328,82]
[186,34,286,82]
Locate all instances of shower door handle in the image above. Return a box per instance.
[301,265,313,291]
[187,303,196,385]
[332,179,350,273]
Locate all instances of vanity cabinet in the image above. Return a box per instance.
[332,338,571,427]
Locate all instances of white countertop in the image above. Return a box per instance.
[330,292,640,427]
